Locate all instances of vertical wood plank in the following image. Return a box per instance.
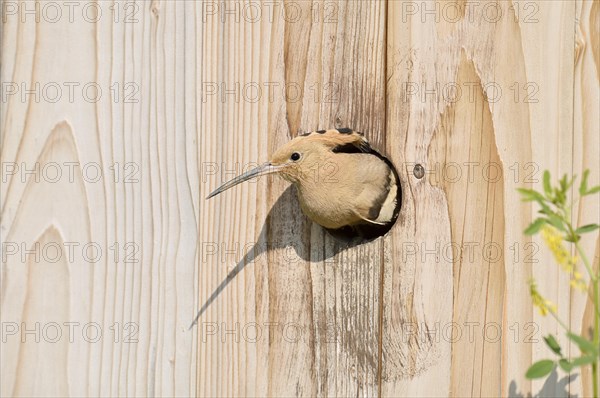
[428,53,505,397]
[383,3,456,396]
[1,1,199,396]
[196,1,389,396]
[383,1,584,397]
[573,0,600,396]
[516,2,577,396]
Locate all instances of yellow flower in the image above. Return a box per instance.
[541,225,574,270]
[569,271,588,292]
[540,225,586,291]
[529,279,557,316]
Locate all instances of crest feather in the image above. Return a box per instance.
[303,128,371,152]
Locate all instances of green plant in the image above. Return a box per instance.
[519,170,600,397]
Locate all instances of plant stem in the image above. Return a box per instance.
[564,212,598,397]
[575,238,597,282]
[575,241,598,398]
[549,310,569,332]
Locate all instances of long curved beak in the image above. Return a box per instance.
[206,162,282,199]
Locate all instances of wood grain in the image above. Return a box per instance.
[1,2,198,396]
[1,0,598,397]
[428,53,506,397]
[573,1,600,396]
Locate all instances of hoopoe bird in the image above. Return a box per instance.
[207,128,402,240]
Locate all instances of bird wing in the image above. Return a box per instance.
[350,154,397,224]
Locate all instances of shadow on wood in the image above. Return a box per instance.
[508,370,579,398]
[190,186,364,328]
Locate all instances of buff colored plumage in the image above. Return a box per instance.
[207,128,401,240]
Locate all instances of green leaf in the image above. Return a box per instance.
[571,355,597,367]
[560,175,568,191]
[537,200,553,215]
[554,188,566,206]
[543,171,552,196]
[517,188,537,196]
[558,358,573,372]
[567,333,598,355]
[575,224,600,234]
[518,188,546,202]
[586,185,600,195]
[565,234,581,243]
[579,170,589,196]
[543,335,562,356]
[525,360,555,379]
[546,214,566,231]
[525,218,547,235]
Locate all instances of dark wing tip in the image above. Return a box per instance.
[331,143,367,154]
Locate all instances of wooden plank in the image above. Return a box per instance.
[383,1,585,397]
[195,1,276,395]
[572,1,600,396]
[1,1,198,396]
[383,3,457,396]
[195,1,388,396]
[428,52,505,397]
[517,2,577,396]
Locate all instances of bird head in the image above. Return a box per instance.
[268,136,331,183]
[206,129,363,198]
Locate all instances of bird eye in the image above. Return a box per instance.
[290,152,301,161]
